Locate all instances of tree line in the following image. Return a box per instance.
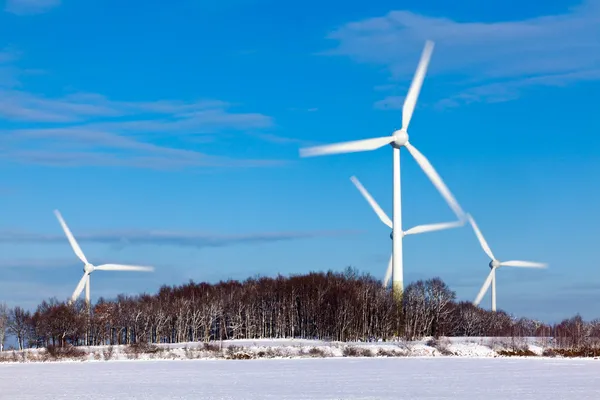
[0,268,598,350]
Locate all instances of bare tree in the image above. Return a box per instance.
[8,307,31,350]
[7,270,600,350]
[0,303,8,351]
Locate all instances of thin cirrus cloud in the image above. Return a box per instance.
[0,229,361,249]
[322,0,600,107]
[0,51,286,169]
[4,0,61,15]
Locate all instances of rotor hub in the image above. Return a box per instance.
[391,130,408,148]
[489,260,500,269]
[84,263,94,274]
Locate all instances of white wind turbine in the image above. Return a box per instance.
[299,40,466,296]
[54,210,154,305]
[350,176,464,288]
[468,213,547,312]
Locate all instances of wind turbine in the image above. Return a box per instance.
[468,213,547,312]
[299,40,466,298]
[350,176,464,288]
[54,210,154,305]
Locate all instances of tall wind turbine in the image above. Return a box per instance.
[299,40,466,298]
[468,214,547,311]
[350,176,464,288]
[54,210,154,305]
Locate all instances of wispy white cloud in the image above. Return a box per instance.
[323,0,600,106]
[373,96,404,110]
[0,48,22,87]
[0,229,361,249]
[1,125,284,169]
[0,257,75,270]
[437,69,600,107]
[0,51,285,169]
[249,132,313,147]
[0,49,18,63]
[4,0,61,15]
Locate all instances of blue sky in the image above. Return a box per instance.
[0,0,599,322]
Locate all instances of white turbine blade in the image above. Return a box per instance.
[404,143,465,220]
[473,269,494,306]
[383,254,393,288]
[402,40,434,132]
[94,264,154,272]
[500,260,547,268]
[71,273,89,302]
[299,136,394,158]
[54,210,88,265]
[466,214,496,261]
[403,220,464,236]
[350,176,393,229]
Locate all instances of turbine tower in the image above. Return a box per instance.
[299,41,465,299]
[467,213,547,311]
[54,210,154,305]
[350,176,464,287]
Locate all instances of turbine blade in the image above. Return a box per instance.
[94,264,154,272]
[54,210,88,265]
[350,176,393,229]
[402,40,434,132]
[71,273,88,302]
[404,143,465,220]
[383,253,393,288]
[466,214,496,261]
[473,269,494,306]
[500,260,547,268]
[403,220,464,236]
[299,136,394,158]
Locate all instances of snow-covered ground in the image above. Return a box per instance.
[1,357,599,399]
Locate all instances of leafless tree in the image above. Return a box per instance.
[4,270,600,350]
[7,306,31,350]
[0,303,8,351]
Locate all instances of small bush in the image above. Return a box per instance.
[230,352,253,360]
[343,346,359,357]
[358,348,373,357]
[550,347,600,358]
[46,345,87,360]
[103,345,115,361]
[542,348,557,358]
[428,338,453,356]
[308,347,326,357]
[125,342,161,356]
[226,345,242,356]
[377,348,395,357]
[266,347,285,358]
[343,346,372,357]
[203,343,220,352]
[497,348,537,357]
[225,345,253,360]
[184,346,195,359]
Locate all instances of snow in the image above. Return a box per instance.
[0,336,570,363]
[1,357,599,399]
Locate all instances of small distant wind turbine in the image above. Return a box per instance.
[299,40,466,296]
[468,213,547,312]
[350,176,464,287]
[54,210,154,305]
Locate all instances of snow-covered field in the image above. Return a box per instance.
[1,357,600,399]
